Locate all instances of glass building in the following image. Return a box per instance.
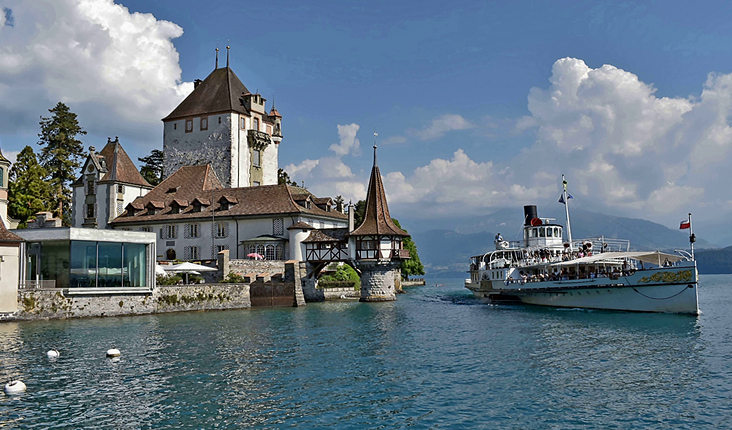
[14,228,156,290]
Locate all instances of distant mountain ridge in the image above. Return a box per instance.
[407,207,712,278]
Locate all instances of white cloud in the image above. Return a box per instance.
[329,123,360,156]
[411,113,474,140]
[381,135,407,145]
[0,0,191,151]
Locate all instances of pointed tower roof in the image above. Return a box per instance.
[0,147,9,164]
[350,146,409,237]
[163,67,251,121]
[98,138,153,188]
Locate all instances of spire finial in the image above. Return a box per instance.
[373,128,379,166]
[226,41,230,68]
[215,43,219,69]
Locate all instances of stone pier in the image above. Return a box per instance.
[358,260,401,302]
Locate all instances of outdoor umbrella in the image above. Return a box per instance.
[246,253,264,260]
[165,262,217,283]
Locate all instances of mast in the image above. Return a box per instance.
[689,212,695,260]
[562,174,573,251]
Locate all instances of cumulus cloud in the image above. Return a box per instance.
[0,0,191,152]
[373,58,732,231]
[410,113,474,140]
[329,123,361,156]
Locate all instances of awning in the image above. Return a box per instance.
[551,251,686,267]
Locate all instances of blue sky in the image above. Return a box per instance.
[2,0,732,242]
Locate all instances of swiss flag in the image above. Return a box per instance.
[680,219,691,229]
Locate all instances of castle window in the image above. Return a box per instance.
[253,181,260,187]
[163,225,178,239]
[86,204,95,218]
[216,244,229,253]
[214,222,228,238]
[253,149,261,167]
[116,201,123,215]
[201,117,208,131]
[184,246,200,260]
[241,117,246,129]
[186,223,200,238]
[117,184,124,193]
[174,123,177,130]
[218,116,221,124]
[185,119,193,133]
[0,167,3,187]
[166,249,176,260]
[87,180,95,195]
[139,227,152,232]
[253,117,259,131]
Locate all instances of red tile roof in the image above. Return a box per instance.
[0,221,22,243]
[111,165,346,224]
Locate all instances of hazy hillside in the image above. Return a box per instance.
[695,247,732,274]
[409,207,713,278]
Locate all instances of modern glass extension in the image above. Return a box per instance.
[14,228,156,290]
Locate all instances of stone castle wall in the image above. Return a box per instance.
[358,261,401,302]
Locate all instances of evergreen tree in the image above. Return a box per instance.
[37,102,86,224]
[353,199,366,227]
[138,149,164,186]
[277,168,298,186]
[393,219,425,280]
[333,195,345,211]
[8,146,53,228]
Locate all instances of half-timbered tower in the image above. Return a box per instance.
[348,145,410,301]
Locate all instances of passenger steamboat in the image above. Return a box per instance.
[465,177,699,314]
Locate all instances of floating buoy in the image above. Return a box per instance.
[4,380,26,395]
[106,348,121,358]
[47,349,60,359]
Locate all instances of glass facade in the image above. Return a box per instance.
[26,240,148,288]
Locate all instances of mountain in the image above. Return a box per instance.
[407,207,713,278]
[695,246,732,274]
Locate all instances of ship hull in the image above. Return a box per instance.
[466,264,699,315]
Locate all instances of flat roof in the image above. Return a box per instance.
[12,227,156,244]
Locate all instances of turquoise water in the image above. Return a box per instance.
[1,275,731,429]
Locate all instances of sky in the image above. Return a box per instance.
[2,0,732,243]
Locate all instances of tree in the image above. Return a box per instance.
[278,168,298,186]
[353,199,366,227]
[393,219,425,280]
[138,149,164,186]
[37,102,86,225]
[8,146,53,228]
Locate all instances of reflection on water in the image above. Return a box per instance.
[0,276,730,428]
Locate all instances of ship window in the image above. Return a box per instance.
[539,228,545,238]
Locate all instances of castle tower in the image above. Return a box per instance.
[349,145,410,302]
[71,138,153,229]
[0,148,11,228]
[162,61,282,188]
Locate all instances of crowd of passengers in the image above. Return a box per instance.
[510,265,632,283]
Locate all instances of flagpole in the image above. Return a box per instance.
[562,174,573,251]
[689,212,695,260]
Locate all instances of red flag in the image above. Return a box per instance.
[679,219,690,229]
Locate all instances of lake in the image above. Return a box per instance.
[1,274,731,429]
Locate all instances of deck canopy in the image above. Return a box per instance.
[550,251,686,267]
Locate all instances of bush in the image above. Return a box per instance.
[222,273,247,283]
[157,274,182,285]
[320,264,360,283]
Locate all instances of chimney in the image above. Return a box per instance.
[348,201,355,232]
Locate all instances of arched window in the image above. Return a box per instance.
[256,244,265,257]
[275,244,284,260]
[166,249,176,260]
[265,244,275,260]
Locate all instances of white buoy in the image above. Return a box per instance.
[47,349,60,359]
[4,380,26,395]
[106,348,121,358]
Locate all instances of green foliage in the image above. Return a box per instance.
[320,263,360,283]
[8,146,53,228]
[393,219,425,280]
[222,272,247,283]
[353,199,366,228]
[37,102,86,224]
[138,149,164,186]
[156,274,182,285]
[278,168,298,186]
[333,195,345,211]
